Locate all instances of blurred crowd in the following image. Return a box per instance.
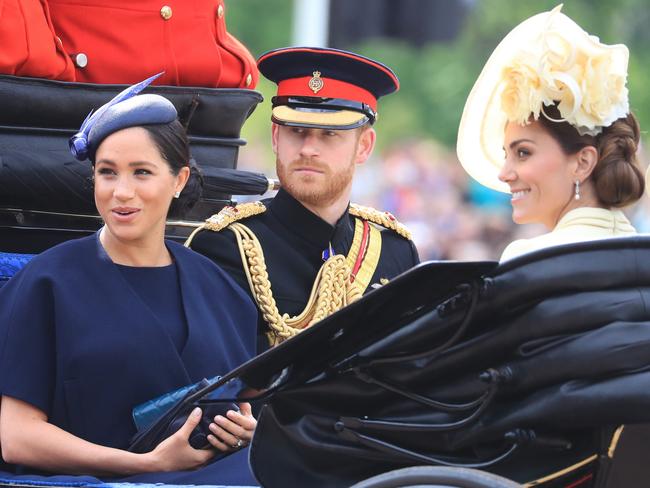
[352,139,516,261]
[237,137,650,262]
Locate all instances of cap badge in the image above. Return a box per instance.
[308,71,324,94]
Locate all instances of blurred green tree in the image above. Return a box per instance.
[226,0,650,156]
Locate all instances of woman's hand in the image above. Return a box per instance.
[206,402,257,452]
[147,407,216,472]
[1,396,213,476]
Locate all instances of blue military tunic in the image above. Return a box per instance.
[0,232,258,485]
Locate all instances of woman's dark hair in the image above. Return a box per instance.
[537,104,644,208]
[142,119,204,218]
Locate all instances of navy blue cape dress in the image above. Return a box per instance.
[0,232,258,485]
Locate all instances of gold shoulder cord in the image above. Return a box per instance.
[184,202,267,247]
[185,202,398,347]
[349,203,413,241]
[229,222,363,346]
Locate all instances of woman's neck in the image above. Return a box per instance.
[549,193,603,230]
[99,227,172,267]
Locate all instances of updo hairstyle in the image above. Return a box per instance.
[141,120,204,218]
[538,104,644,208]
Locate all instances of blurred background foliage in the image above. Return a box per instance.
[227,0,650,154]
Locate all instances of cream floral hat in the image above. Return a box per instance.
[456,4,630,192]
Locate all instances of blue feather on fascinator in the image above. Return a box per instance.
[69,72,177,161]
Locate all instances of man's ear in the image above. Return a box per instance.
[271,123,280,155]
[574,145,598,182]
[355,127,376,165]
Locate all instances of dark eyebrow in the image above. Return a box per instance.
[94,159,115,166]
[128,161,157,168]
[94,160,156,167]
[508,138,536,150]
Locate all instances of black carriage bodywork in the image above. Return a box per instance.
[187,238,650,488]
[0,74,262,254]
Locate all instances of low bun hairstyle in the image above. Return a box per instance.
[141,120,204,218]
[538,105,644,208]
[591,113,644,208]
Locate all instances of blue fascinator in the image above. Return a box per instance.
[69,73,178,162]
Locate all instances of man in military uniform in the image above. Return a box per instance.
[187,47,419,352]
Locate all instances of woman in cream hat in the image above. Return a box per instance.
[457,5,644,261]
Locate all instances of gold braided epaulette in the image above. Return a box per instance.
[349,203,412,241]
[184,201,266,247]
[203,201,267,232]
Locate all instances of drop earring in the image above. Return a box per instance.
[574,180,580,201]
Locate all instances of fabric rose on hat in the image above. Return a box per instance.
[574,52,629,134]
[501,53,550,126]
[499,7,629,136]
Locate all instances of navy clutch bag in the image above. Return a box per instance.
[132,376,220,432]
[129,377,239,452]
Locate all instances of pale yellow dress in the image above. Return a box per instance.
[500,207,637,262]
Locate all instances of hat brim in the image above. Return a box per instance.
[457,11,553,193]
[456,9,628,193]
[272,105,369,130]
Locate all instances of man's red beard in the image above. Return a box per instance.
[277,156,355,207]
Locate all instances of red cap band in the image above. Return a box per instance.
[278,76,377,111]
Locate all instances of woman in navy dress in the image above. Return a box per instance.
[0,76,259,485]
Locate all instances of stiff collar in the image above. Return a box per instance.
[555,207,635,234]
[268,189,354,251]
